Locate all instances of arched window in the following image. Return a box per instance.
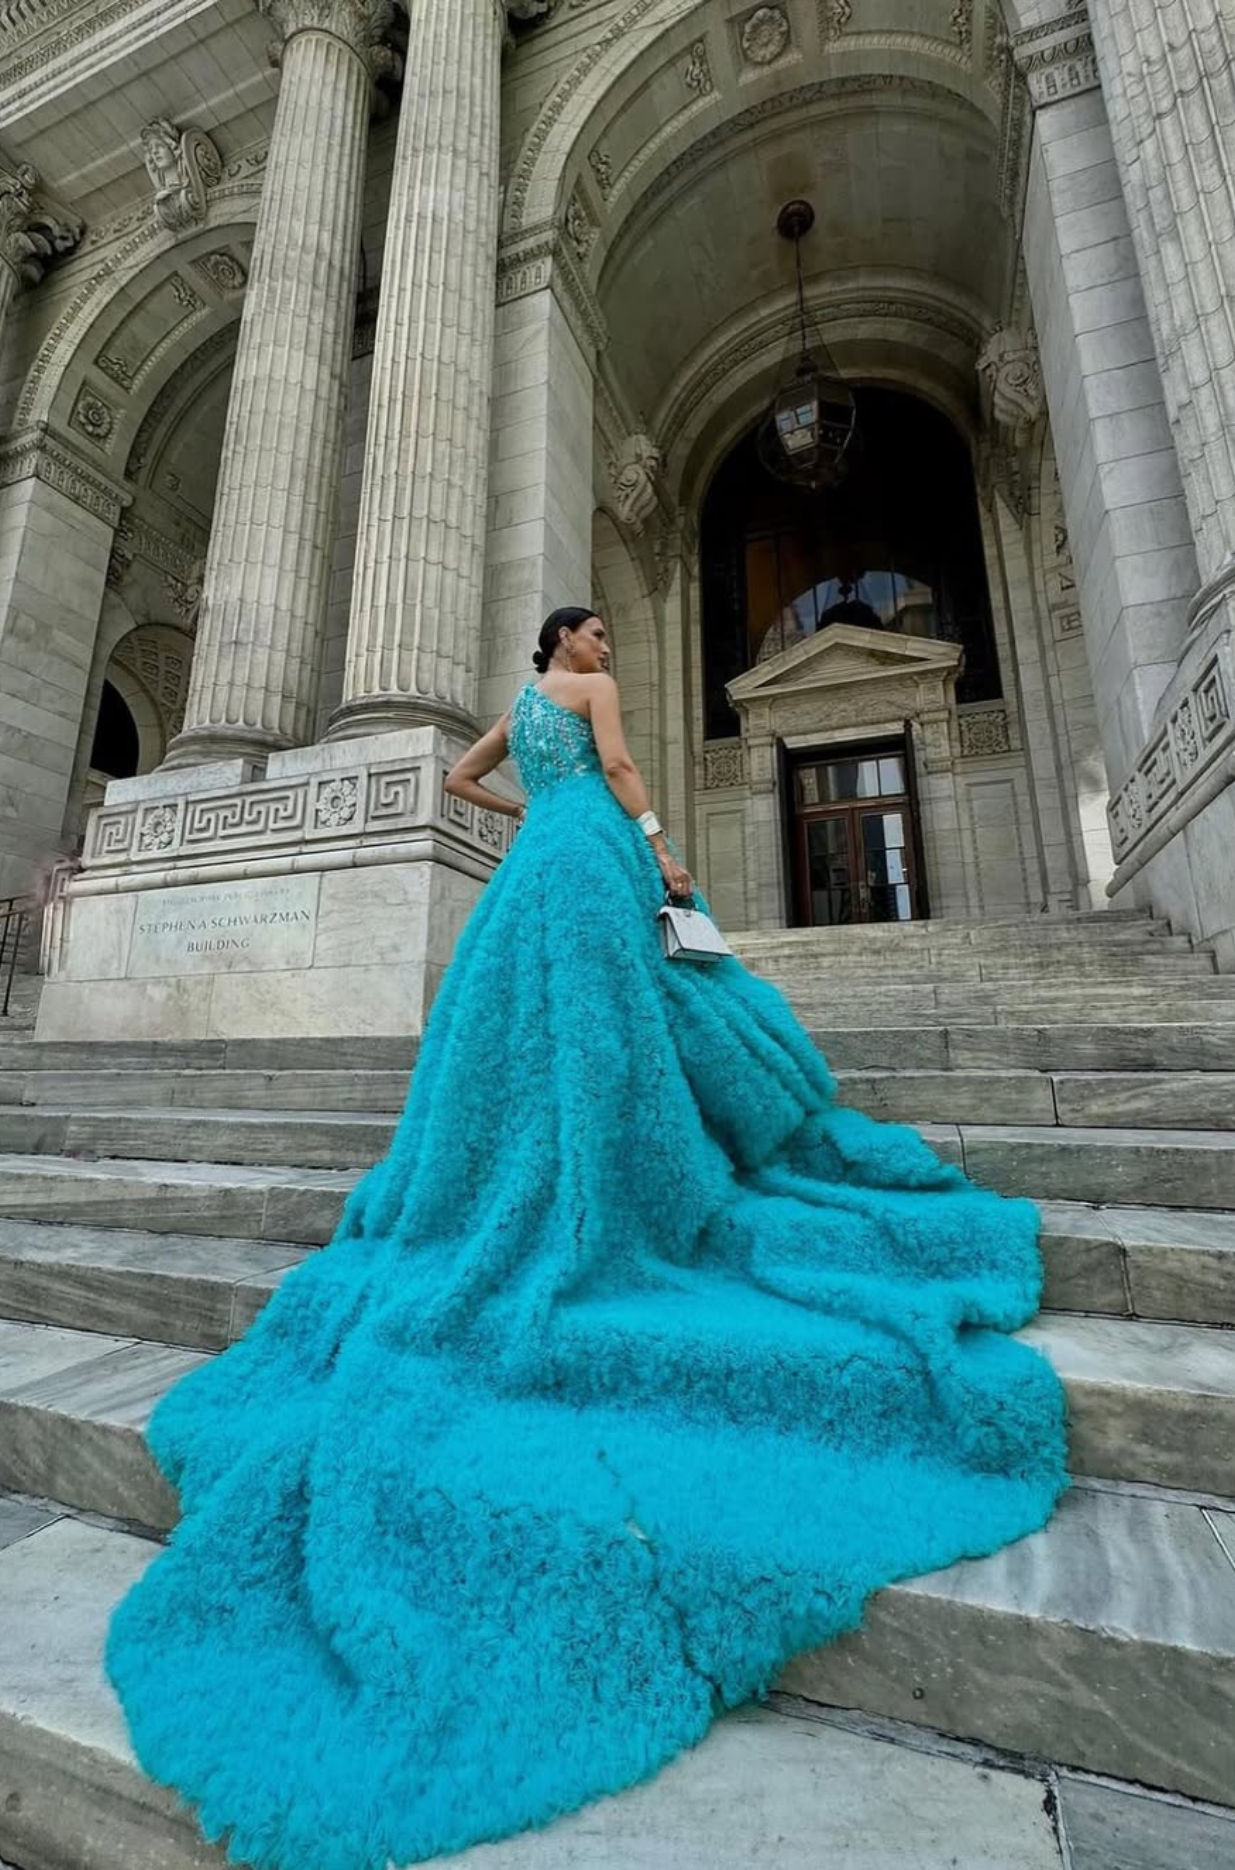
[700,388,1001,741]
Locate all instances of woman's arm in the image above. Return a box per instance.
[443,714,523,820]
[586,675,693,895]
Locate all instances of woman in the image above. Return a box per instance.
[107,607,1067,1870]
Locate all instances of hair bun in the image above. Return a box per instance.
[531,649,549,673]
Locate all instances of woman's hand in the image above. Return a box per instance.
[657,848,694,899]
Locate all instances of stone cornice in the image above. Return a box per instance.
[1013,9,1101,109]
[0,423,132,524]
[496,219,609,358]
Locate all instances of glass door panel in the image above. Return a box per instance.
[860,809,913,922]
[804,814,855,925]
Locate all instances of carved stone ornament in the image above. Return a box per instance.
[610,432,662,533]
[977,327,1044,442]
[563,194,597,263]
[506,0,555,14]
[139,120,223,234]
[259,0,399,77]
[740,5,791,64]
[683,40,713,96]
[0,160,83,287]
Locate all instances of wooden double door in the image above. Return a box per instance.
[787,741,923,927]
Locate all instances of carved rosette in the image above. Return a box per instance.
[260,0,399,78]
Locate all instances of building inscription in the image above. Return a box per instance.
[128,876,318,977]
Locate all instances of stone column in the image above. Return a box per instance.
[162,0,394,769]
[0,160,81,330]
[1087,0,1235,633]
[327,0,512,742]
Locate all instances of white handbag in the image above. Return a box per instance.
[656,891,733,963]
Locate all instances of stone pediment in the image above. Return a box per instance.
[727,623,962,706]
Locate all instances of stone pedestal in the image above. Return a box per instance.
[37,731,518,1040]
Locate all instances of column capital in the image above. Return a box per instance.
[259,0,398,76]
[0,160,83,289]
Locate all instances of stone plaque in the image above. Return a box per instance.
[127,875,318,977]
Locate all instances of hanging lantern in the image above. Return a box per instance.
[758,201,857,492]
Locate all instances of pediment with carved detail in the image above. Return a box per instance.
[727,623,962,706]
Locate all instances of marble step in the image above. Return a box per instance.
[4,1110,1235,1211]
[813,1022,1235,1071]
[0,1309,1229,1528]
[0,1489,1232,1857]
[838,1069,1235,1129]
[5,1065,1232,1131]
[0,1194,1231,1350]
[0,1154,356,1242]
[780,994,1235,1027]
[747,951,1218,981]
[0,1034,419,1077]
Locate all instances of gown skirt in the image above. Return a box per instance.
[106,684,1068,1870]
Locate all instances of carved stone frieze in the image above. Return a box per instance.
[1013,13,1100,108]
[958,705,1011,757]
[495,220,609,356]
[0,424,131,525]
[701,742,746,790]
[1108,632,1235,865]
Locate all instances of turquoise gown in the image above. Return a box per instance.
[106,681,1068,1870]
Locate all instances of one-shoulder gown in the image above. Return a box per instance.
[106,681,1068,1869]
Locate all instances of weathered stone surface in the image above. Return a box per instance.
[778,1487,1235,1804]
[1058,1773,1235,1870]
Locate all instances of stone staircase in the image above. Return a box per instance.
[0,906,1233,1867]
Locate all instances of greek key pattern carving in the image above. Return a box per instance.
[84,755,513,869]
[1108,641,1235,862]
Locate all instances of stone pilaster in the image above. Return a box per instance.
[327,0,507,742]
[0,160,81,326]
[162,0,394,769]
[1087,0,1235,632]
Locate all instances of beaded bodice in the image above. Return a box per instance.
[509,683,604,797]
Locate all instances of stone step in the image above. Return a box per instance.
[0,1034,419,1077]
[5,1064,1232,1131]
[744,949,1212,979]
[0,1545,1077,1870]
[0,1308,1229,1527]
[792,995,1235,1026]
[0,1194,1230,1348]
[812,1023,1235,1071]
[838,1069,1235,1129]
[1,1488,1231,1844]
[1038,1201,1235,1324]
[0,1154,355,1243]
[4,1110,1235,1211]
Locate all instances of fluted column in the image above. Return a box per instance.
[163,0,394,768]
[1089,0,1235,632]
[326,0,509,742]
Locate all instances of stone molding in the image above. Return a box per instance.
[1013,9,1101,109]
[496,219,609,355]
[0,422,131,525]
[1107,627,1235,875]
[83,747,518,875]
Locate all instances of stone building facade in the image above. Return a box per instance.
[0,0,1232,1038]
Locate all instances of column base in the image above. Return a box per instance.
[324,693,480,744]
[160,724,293,771]
[36,729,519,1042]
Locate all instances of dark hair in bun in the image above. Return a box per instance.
[532,607,595,674]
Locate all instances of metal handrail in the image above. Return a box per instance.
[0,893,35,1018]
